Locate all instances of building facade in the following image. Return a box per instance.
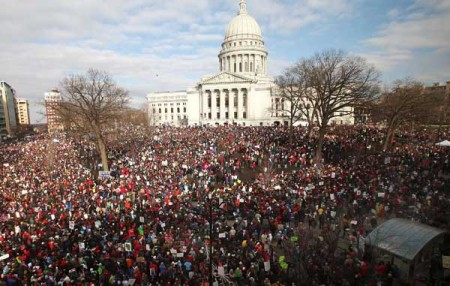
[147,0,280,127]
[45,88,64,134]
[16,98,31,125]
[147,0,354,127]
[0,81,18,137]
[425,81,450,126]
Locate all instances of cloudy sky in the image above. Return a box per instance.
[1,0,449,123]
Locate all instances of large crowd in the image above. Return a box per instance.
[0,125,449,286]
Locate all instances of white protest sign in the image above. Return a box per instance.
[140,217,144,223]
[79,242,85,250]
[218,266,225,276]
[124,242,132,252]
[264,261,270,271]
[330,194,335,200]
[69,221,75,230]
[0,254,10,261]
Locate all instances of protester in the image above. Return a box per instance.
[0,125,449,285]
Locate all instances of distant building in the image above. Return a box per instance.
[425,81,450,125]
[45,88,64,134]
[0,81,18,137]
[16,98,30,125]
[426,81,450,95]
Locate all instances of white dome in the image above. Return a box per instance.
[224,13,262,42]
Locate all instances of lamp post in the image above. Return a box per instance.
[198,192,225,286]
[208,194,213,285]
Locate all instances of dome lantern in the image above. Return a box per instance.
[239,0,247,15]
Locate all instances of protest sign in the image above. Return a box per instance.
[0,253,10,261]
[98,171,111,179]
[443,256,450,269]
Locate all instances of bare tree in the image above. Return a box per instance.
[57,69,129,171]
[274,65,318,142]
[372,78,434,151]
[302,49,380,161]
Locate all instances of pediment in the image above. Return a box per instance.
[201,72,256,85]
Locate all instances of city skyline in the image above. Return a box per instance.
[1,0,449,123]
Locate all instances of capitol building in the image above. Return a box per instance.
[147,0,353,127]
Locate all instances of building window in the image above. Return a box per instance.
[159,108,162,113]
[183,107,186,113]
[243,92,247,107]
[208,113,211,119]
[243,112,247,119]
[239,62,242,72]
[225,93,229,107]
[171,108,173,113]
[165,108,168,113]
[207,93,211,108]
[234,63,237,72]
[234,112,237,119]
[177,107,180,113]
[234,93,238,107]
[226,112,229,119]
[217,112,220,119]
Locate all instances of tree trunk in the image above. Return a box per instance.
[382,127,394,152]
[306,124,314,139]
[97,136,109,171]
[289,116,294,144]
[314,125,327,163]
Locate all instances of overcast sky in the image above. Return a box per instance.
[1,0,449,123]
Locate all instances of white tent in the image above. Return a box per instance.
[436,140,450,147]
